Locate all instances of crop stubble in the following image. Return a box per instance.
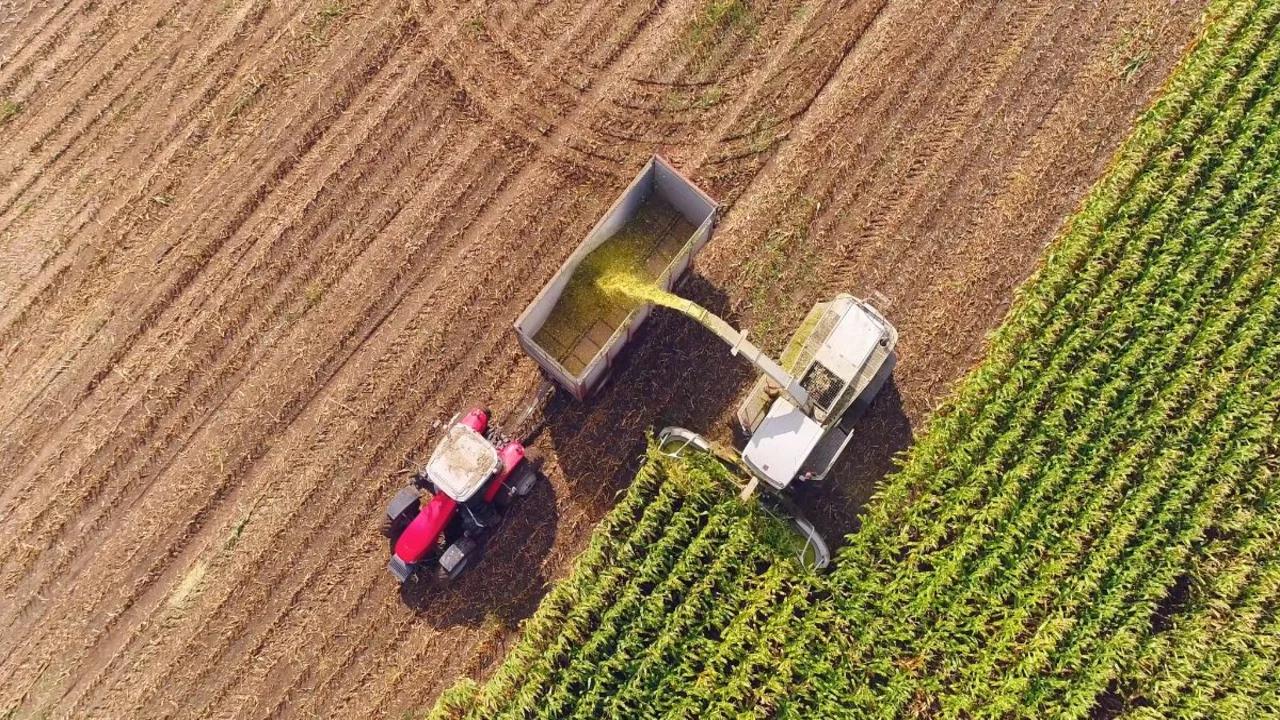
[0,0,1202,717]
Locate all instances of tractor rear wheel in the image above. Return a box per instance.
[515,450,542,496]
[382,486,421,540]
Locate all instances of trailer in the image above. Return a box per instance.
[514,155,718,400]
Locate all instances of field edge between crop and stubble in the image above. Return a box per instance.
[427,0,1280,716]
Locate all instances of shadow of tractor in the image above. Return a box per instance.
[398,474,559,628]
[791,378,913,546]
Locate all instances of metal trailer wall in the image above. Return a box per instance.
[514,156,718,400]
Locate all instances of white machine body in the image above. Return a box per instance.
[737,296,897,491]
[425,422,501,502]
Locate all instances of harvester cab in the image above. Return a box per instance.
[383,408,540,584]
[733,295,898,491]
[657,294,898,570]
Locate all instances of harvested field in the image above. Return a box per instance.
[0,0,1204,717]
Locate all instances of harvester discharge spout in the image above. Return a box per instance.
[678,305,811,412]
[594,273,810,413]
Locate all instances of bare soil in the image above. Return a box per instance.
[0,0,1204,717]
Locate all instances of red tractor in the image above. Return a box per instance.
[384,407,540,583]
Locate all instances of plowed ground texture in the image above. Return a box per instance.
[0,0,1203,717]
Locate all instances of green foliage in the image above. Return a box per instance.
[429,0,1280,716]
[308,1,345,42]
[688,0,753,47]
[438,442,808,719]
[0,99,21,126]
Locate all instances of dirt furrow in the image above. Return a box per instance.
[0,0,184,196]
[0,0,127,99]
[0,0,349,419]
[0,0,1206,716]
[0,66,471,653]
[0,0,297,311]
[0,28,414,591]
[0,136,520,716]
[90,143,531,717]
[0,1,418,493]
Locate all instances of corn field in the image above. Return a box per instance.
[430,0,1280,716]
[428,445,816,719]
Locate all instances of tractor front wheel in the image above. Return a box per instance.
[437,538,479,580]
[437,555,469,581]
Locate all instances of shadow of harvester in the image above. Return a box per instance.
[791,378,913,546]
[541,272,913,554]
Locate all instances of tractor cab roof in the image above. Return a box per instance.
[426,423,500,502]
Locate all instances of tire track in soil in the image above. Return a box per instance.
[692,0,1023,324]
[0,3,318,326]
[766,0,1069,322]
[839,1,1115,298]
[0,19,461,614]
[0,67,471,671]
[0,2,435,676]
[0,2,310,548]
[0,16,499,707]
[888,0,1197,400]
[0,0,184,198]
[0,0,294,313]
[0,0,338,421]
[0,0,127,100]
[580,0,811,158]
[0,2,329,473]
[0,0,1206,717]
[0,0,419,504]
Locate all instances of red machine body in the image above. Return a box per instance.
[487,442,526,502]
[393,494,457,564]
[385,406,538,583]
[460,408,489,434]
